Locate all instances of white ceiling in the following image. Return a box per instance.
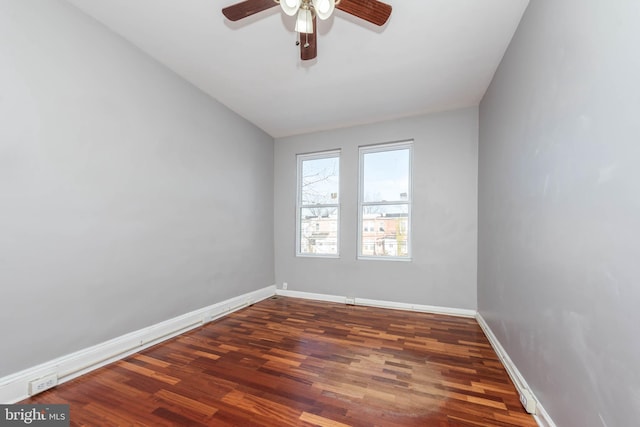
[64,0,529,138]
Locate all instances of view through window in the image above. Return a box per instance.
[359,141,412,259]
[296,151,340,256]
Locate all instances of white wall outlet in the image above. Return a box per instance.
[345,297,355,305]
[519,389,537,414]
[282,282,288,290]
[28,373,58,396]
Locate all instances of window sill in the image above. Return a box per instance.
[296,254,340,259]
[357,256,412,262]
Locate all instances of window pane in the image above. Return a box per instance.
[301,156,339,205]
[299,207,338,255]
[362,149,409,202]
[361,205,409,257]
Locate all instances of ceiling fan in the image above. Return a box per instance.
[222,0,392,61]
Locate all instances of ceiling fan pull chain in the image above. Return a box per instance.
[304,32,310,48]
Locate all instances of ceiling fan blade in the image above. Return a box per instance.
[336,0,392,26]
[300,16,318,61]
[222,0,278,21]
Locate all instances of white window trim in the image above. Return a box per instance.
[358,140,413,261]
[296,150,341,258]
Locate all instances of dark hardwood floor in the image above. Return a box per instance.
[23,297,537,426]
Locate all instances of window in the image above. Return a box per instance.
[296,150,340,257]
[358,141,412,259]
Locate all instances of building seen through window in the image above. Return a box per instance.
[359,141,412,259]
[296,151,340,256]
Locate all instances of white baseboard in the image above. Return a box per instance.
[0,285,276,404]
[275,289,477,318]
[275,289,346,304]
[533,403,556,427]
[476,313,556,427]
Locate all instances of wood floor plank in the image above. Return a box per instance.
[299,411,352,427]
[22,297,536,426]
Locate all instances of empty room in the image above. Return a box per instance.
[1,0,638,426]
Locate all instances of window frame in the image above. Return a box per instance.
[296,150,341,258]
[358,140,413,261]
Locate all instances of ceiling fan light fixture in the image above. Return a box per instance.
[294,7,314,34]
[280,0,301,16]
[312,0,335,20]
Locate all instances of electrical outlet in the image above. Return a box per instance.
[29,373,58,396]
[519,389,536,414]
[282,282,288,290]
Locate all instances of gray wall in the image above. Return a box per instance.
[0,0,274,377]
[478,1,640,426]
[275,109,478,309]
